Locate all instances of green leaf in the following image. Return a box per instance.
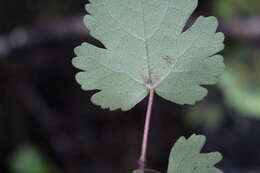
[168,134,223,173]
[72,0,225,111]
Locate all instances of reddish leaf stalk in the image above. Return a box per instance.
[139,89,155,173]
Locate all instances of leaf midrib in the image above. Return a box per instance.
[102,0,203,89]
[141,0,152,88]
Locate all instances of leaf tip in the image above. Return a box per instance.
[189,133,206,143]
[215,152,223,161]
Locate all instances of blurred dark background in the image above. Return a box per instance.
[0,0,260,173]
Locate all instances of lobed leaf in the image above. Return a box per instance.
[167,134,223,173]
[72,0,225,110]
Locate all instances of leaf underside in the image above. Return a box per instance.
[72,0,225,111]
[167,134,223,173]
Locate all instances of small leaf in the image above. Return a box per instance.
[167,134,223,173]
[72,0,225,111]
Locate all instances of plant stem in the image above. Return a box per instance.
[139,89,155,173]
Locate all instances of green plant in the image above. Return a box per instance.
[72,0,225,172]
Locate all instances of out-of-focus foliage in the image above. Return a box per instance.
[213,0,260,18]
[8,145,51,173]
[133,169,161,173]
[218,43,260,117]
[184,103,224,132]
